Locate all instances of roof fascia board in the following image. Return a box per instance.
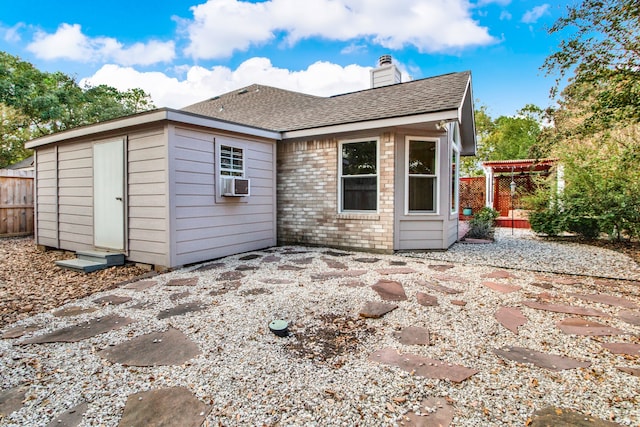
[26,109,280,149]
[280,110,459,140]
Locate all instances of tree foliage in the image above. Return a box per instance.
[0,52,155,168]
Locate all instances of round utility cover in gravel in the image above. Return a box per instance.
[20,315,134,344]
[118,387,211,427]
[98,328,200,366]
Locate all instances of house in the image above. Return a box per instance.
[25,57,476,270]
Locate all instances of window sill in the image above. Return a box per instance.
[337,213,380,221]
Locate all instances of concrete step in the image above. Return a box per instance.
[76,251,125,266]
[55,258,109,273]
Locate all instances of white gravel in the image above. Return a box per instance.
[1,234,639,426]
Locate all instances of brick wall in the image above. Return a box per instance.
[277,133,395,252]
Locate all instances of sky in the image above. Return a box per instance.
[0,0,576,118]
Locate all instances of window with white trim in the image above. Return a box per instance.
[339,139,378,212]
[219,145,244,177]
[451,144,460,214]
[407,138,438,213]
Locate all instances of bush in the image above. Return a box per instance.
[466,207,499,239]
[529,208,564,236]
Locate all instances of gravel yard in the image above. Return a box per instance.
[0,232,639,426]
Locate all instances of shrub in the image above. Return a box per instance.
[466,207,499,239]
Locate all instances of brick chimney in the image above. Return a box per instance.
[370,55,401,88]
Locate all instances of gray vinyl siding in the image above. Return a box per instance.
[170,126,276,266]
[127,128,170,266]
[35,146,58,247]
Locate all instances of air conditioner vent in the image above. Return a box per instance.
[221,177,250,197]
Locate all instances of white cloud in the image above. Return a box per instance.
[2,23,25,43]
[522,4,550,24]
[183,0,497,59]
[80,57,375,109]
[499,10,512,20]
[26,23,175,66]
[474,0,511,5]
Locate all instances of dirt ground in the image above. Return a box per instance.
[0,237,150,328]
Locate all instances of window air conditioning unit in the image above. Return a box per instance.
[221,176,250,197]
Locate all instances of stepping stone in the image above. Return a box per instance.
[393,326,430,345]
[556,318,627,336]
[495,307,527,335]
[46,402,88,427]
[291,257,314,265]
[369,347,477,383]
[341,280,367,288]
[158,302,206,320]
[376,267,416,275]
[359,302,398,318]
[21,315,134,344]
[235,265,258,271]
[418,280,462,295]
[169,291,191,301]
[371,279,407,301]
[432,274,467,284]
[2,324,40,339]
[123,280,157,290]
[451,300,467,306]
[166,277,199,287]
[400,397,454,427]
[53,306,99,317]
[278,264,305,271]
[569,293,639,309]
[322,258,348,269]
[522,301,608,317]
[389,260,407,266]
[617,367,640,377]
[428,264,454,272]
[193,262,225,272]
[118,387,211,427]
[218,271,245,281]
[538,276,582,286]
[130,302,155,310]
[354,257,380,263]
[240,287,272,296]
[323,250,350,257]
[493,346,590,371]
[483,281,522,294]
[93,295,132,306]
[238,254,261,261]
[416,292,438,307]
[209,281,241,296]
[260,278,295,285]
[529,406,622,427]
[0,385,27,417]
[261,255,281,263]
[481,270,516,279]
[311,270,367,280]
[530,281,554,290]
[618,310,640,326]
[601,343,640,355]
[99,328,200,366]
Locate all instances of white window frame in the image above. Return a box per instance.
[338,138,380,213]
[450,124,461,215]
[405,136,439,215]
[214,137,248,204]
[219,144,245,177]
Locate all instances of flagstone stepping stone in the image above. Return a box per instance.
[169,291,191,301]
[46,401,88,427]
[311,270,367,280]
[341,280,367,288]
[529,406,622,427]
[530,281,554,290]
[236,265,259,271]
[291,257,314,265]
[483,281,522,293]
[451,300,467,306]
[495,307,527,334]
[433,274,467,284]
[569,293,639,309]
[166,277,199,287]
[557,318,627,336]
[323,258,348,269]
[209,281,241,296]
[260,278,296,284]
[2,324,40,339]
[389,260,407,266]
[0,385,28,417]
[541,276,583,286]
[52,306,99,317]
[428,264,454,272]
[21,315,134,344]
[193,262,225,272]
[157,302,206,320]
[93,295,132,305]
[400,396,454,427]
[617,310,640,326]
[240,287,272,296]
[376,267,416,275]
[369,347,477,382]
[130,302,155,310]
[359,302,398,318]
[239,254,261,260]
[393,326,430,345]
[123,280,157,290]
[418,280,463,295]
[261,255,281,263]
[372,279,407,301]
[481,270,516,279]
[416,292,438,307]
[278,264,305,271]
[323,250,350,257]
[99,328,200,366]
[493,346,590,371]
[354,257,381,263]
[118,387,211,427]
[522,301,609,317]
[601,343,640,355]
[617,367,640,377]
[218,271,244,281]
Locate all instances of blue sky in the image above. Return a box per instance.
[1,0,575,118]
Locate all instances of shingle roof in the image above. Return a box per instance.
[181,71,471,132]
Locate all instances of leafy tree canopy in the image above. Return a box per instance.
[0,51,155,168]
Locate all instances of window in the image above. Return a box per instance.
[339,139,378,212]
[451,145,459,213]
[407,138,437,213]
[220,145,244,177]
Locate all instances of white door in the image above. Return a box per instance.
[94,139,125,250]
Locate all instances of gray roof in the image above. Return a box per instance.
[182,71,472,132]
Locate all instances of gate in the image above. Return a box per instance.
[0,170,34,236]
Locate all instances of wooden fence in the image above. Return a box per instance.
[0,169,34,237]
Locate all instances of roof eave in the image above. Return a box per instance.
[457,74,477,156]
